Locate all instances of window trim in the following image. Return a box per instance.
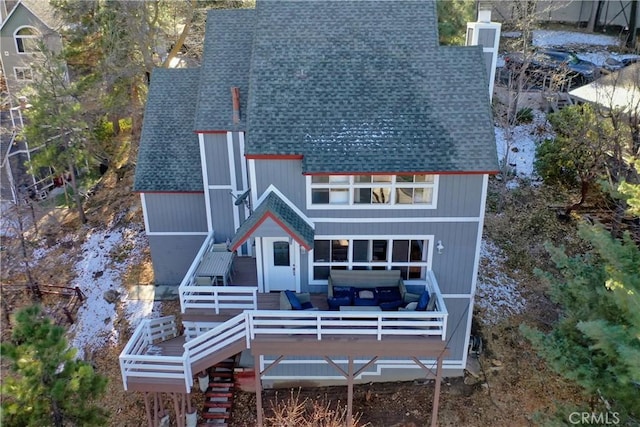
[13,66,33,81]
[306,174,439,210]
[14,26,40,54]
[308,235,434,285]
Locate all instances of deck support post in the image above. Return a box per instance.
[347,357,354,427]
[143,392,153,427]
[254,353,263,427]
[430,353,444,427]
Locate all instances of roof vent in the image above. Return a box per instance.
[231,87,240,124]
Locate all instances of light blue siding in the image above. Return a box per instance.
[209,189,236,242]
[252,159,484,218]
[148,235,207,285]
[203,133,230,185]
[145,193,207,232]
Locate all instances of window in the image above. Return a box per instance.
[311,237,431,281]
[309,174,437,208]
[15,27,40,54]
[272,241,290,266]
[14,67,32,81]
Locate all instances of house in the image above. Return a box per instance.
[123,1,498,425]
[1,0,63,202]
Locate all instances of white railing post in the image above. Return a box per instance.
[245,311,252,349]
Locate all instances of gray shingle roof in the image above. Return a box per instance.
[194,9,254,132]
[244,0,497,173]
[230,191,314,251]
[134,67,203,192]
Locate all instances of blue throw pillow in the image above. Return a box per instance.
[285,290,303,310]
[416,290,430,311]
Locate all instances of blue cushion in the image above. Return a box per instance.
[285,290,303,310]
[416,290,430,311]
[379,300,404,311]
[354,289,379,306]
[376,286,402,303]
[333,286,355,300]
[327,296,351,310]
[301,301,314,310]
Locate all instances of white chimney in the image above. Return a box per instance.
[465,10,501,101]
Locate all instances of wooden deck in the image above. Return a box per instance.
[228,256,258,286]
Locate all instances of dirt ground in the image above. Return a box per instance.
[0,165,590,427]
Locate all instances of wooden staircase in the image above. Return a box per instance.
[199,356,238,427]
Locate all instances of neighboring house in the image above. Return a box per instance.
[122,1,498,425]
[0,0,63,105]
[0,0,63,202]
[569,62,640,116]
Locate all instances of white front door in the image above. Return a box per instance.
[263,237,298,291]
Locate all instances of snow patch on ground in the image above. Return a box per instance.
[494,110,553,180]
[476,240,526,324]
[68,227,162,359]
[532,29,620,48]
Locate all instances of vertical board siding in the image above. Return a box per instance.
[149,235,207,285]
[204,133,230,185]
[254,159,306,207]
[145,193,207,232]
[209,189,236,242]
[441,297,471,361]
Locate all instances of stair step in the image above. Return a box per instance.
[205,392,233,398]
[210,373,233,379]
[202,412,230,420]
[204,401,232,409]
[208,382,233,387]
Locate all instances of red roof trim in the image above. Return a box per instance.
[245,154,304,160]
[303,170,499,176]
[231,212,311,252]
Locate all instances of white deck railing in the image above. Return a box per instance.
[119,316,190,391]
[247,309,447,341]
[180,285,258,314]
[121,271,449,392]
[182,313,248,386]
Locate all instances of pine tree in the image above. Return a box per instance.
[0,306,108,426]
[522,223,640,421]
[22,46,91,224]
[436,0,475,45]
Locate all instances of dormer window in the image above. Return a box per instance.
[307,174,438,209]
[15,27,40,54]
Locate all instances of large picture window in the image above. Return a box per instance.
[308,174,437,208]
[311,237,432,282]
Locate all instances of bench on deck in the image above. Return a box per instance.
[327,269,422,311]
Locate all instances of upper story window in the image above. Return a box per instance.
[15,26,40,54]
[307,174,438,209]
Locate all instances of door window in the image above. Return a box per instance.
[273,241,290,266]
